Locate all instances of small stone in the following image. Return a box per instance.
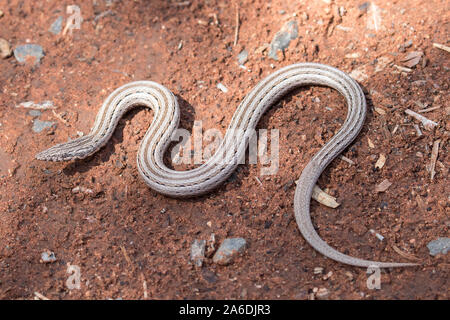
[315,288,329,300]
[49,16,63,35]
[28,110,42,117]
[349,66,369,82]
[323,271,333,280]
[216,83,228,93]
[379,201,388,210]
[345,52,360,59]
[314,267,324,274]
[71,186,93,194]
[0,9,3,17]
[40,250,57,263]
[358,2,371,13]
[202,269,218,283]
[0,38,12,59]
[190,239,206,267]
[237,49,248,65]
[344,271,354,280]
[115,159,125,169]
[32,119,54,133]
[427,237,450,256]
[14,44,45,65]
[404,40,413,48]
[212,238,246,265]
[268,20,298,61]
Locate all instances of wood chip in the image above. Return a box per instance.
[311,185,340,208]
[140,273,148,299]
[367,137,375,148]
[52,110,69,126]
[339,155,355,165]
[34,292,50,300]
[345,52,360,59]
[392,124,399,135]
[393,64,412,73]
[172,1,190,6]
[430,139,440,181]
[254,176,263,188]
[216,82,228,93]
[433,42,450,53]
[413,124,423,136]
[374,154,386,169]
[375,179,392,192]
[405,109,438,130]
[374,107,386,115]
[418,105,442,113]
[120,245,133,267]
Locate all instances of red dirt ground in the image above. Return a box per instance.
[0,0,448,299]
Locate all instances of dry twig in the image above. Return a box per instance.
[234,4,240,46]
[392,245,421,261]
[433,42,450,53]
[34,292,50,300]
[405,109,438,130]
[430,139,441,181]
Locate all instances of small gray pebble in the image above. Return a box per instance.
[190,239,206,267]
[14,44,45,65]
[237,49,248,65]
[358,2,371,13]
[41,251,57,263]
[213,238,247,265]
[28,110,42,117]
[49,16,63,35]
[32,119,54,133]
[427,238,450,256]
[268,20,298,61]
[404,40,413,48]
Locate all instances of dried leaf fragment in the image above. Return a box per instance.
[401,51,423,68]
[375,154,386,169]
[375,179,392,192]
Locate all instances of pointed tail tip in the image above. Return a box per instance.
[370,261,421,268]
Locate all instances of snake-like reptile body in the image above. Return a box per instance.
[36,63,417,267]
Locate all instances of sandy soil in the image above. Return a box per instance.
[0,0,448,299]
